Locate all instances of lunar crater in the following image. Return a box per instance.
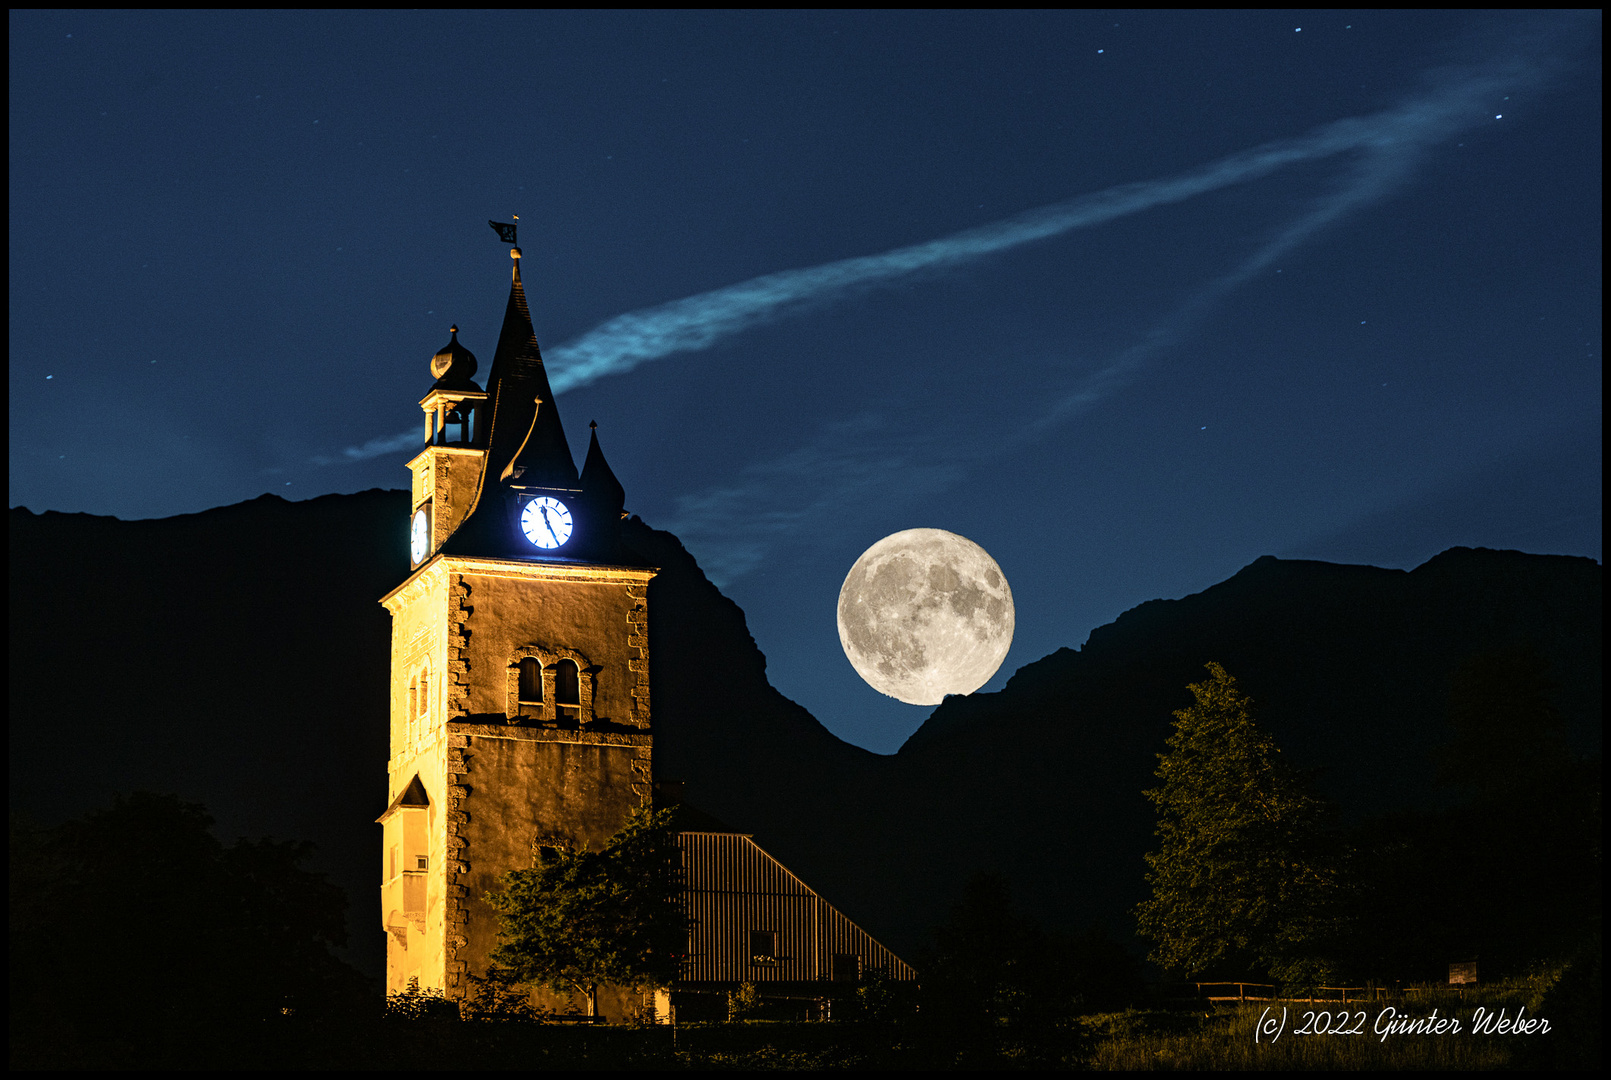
[837,528,1014,706]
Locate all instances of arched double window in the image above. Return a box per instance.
[507,650,594,723]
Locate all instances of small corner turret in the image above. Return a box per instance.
[408,325,490,568]
[578,419,628,553]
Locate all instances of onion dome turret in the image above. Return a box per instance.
[429,325,481,392]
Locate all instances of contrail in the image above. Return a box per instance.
[314,19,1575,466]
[1026,135,1431,437]
[541,50,1534,395]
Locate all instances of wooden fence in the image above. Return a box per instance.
[1187,982,1378,1003]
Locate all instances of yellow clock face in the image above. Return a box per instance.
[520,497,573,549]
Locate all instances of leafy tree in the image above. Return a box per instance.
[9,793,368,1069]
[1437,645,1572,799]
[1136,663,1349,986]
[1342,648,1599,983]
[484,805,685,1016]
[457,966,546,1023]
[726,981,762,1021]
[917,872,1140,1063]
[385,975,460,1021]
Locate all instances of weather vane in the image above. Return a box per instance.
[489,216,519,245]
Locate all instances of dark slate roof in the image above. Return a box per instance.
[440,254,576,560]
[579,421,627,520]
[437,253,649,567]
[376,773,431,822]
[486,256,577,492]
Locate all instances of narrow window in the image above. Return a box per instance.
[418,668,430,718]
[408,680,418,719]
[389,844,399,881]
[555,659,581,721]
[750,930,778,964]
[518,657,543,704]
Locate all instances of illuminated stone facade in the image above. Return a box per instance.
[377,243,911,1022]
[378,249,655,1019]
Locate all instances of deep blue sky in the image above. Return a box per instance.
[10,10,1601,754]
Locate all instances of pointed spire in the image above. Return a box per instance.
[580,420,626,517]
[440,243,580,559]
[480,248,579,492]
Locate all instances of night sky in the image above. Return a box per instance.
[10,11,1601,754]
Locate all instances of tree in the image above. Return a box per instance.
[917,872,1140,1062]
[1136,663,1348,986]
[484,805,685,1016]
[1437,645,1572,799]
[9,793,368,1069]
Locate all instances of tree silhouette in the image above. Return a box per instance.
[1437,644,1572,799]
[917,872,1141,1062]
[484,806,685,1016]
[1136,663,1349,985]
[9,793,367,1068]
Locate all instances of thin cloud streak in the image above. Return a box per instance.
[662,414,964,586]
[313,21,1572,468]
[661,39,1574,580]
[1026,139,1427,438]
[308,429,420,466]
[542,48,1539,395]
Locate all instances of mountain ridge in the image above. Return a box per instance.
[9,492,1599,973]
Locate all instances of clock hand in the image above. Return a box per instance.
[540,506,560,542]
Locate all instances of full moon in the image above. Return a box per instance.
[837,528,1014,706]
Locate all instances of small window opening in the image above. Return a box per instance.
[518,657,543,704]
[555,659,581,721]
[408,680,418,720]
[389,844,399,882]
[415,855,428,872]
[832,953,862,983]
[418,668,430,719]
[750,930,778,964]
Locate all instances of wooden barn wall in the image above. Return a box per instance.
[677,832,916,984]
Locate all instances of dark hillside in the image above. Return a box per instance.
[10,491,407,975]
[10,494,1600,975]
[809,548,1601,953]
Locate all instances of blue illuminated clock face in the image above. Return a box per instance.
[520,497,573,549]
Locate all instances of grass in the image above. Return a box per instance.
[1078,977,1559,1071]
[12,964,1588,1070]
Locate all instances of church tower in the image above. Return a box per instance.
[378,236,655,1011]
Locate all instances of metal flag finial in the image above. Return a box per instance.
[489,218,518,245]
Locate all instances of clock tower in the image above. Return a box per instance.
[378,241,655,1013]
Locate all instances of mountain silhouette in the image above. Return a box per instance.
[9,491,1600,976]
